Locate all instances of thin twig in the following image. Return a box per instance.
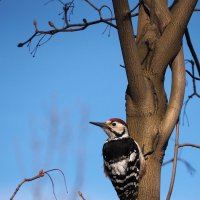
[45,172,58,200]
[186,70,200,81]
[129,1,141,14]
[83,0,114,36]
[179,143,200,149]
[45,168,68,194]
[185,28,200,76]
[182,97,191,126]
[44,0,65,6]
[10,168,69,200]
[131,12,139,17]
[18,1,140,52]
[10,170,45,200]
[162,157,196,175]
[84,0,99,12]
[78,191,87,200]
[166,122,179,200]
[18,17,117,48]
[183,60,200,124]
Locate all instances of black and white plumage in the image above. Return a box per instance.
[90,118,146,200]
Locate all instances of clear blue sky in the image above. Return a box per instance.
[0,1,200,200]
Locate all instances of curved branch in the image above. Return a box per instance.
[166,122,180,200]
[152,0,197,74]
[159,48,185,148]
[179,143,200,149]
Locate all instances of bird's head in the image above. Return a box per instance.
[90,118,129,139]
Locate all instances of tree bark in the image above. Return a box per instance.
[112,0,197,199]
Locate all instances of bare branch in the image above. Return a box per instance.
[84,0,114,26]
[166,122,180,200]
[84,0,99,12]
[18,1,141,55]
[186,70,200,81]
[187,60,200,97]
[182,97,191,126]
[152,0,197,74]
[183,60,200,122]
[163,157,196,175]
[185,28,200,76]
[179,143,200,149]
[18,1,119,55]
[78,191,87,200]
[45,168,68,194]
[165,125,200,200]
[10,170,45,200]
[18,32,38,48]
[18,17,116,47]
[129,1,141,14]
[45,172,58,200]
[159,48,185,148]
[130,12,139,17]
[113,0,155,112]
[10,168,69,200]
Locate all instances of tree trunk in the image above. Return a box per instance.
[112,0,197,199]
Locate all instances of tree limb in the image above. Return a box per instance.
[152,0,197,74]
[159,48,185,148]
[112,0,154,108]
[166,122,179,200]
[143,0,171,33]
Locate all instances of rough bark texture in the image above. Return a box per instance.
[112,0,197,199]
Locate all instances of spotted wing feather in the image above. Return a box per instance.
[103,137,140,200]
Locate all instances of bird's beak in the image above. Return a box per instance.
[89,121,108,128]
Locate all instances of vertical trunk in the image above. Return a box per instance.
[112,0,195,199]
[138,157,162,200]
[127,92,166,200]
[112,1,167,199]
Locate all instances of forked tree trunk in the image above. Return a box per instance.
[112,0,197,199]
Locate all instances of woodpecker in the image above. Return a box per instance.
[90,118,146,200]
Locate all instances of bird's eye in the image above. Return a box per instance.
[112,122,116,126]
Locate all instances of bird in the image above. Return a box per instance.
[90,118,146,200]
